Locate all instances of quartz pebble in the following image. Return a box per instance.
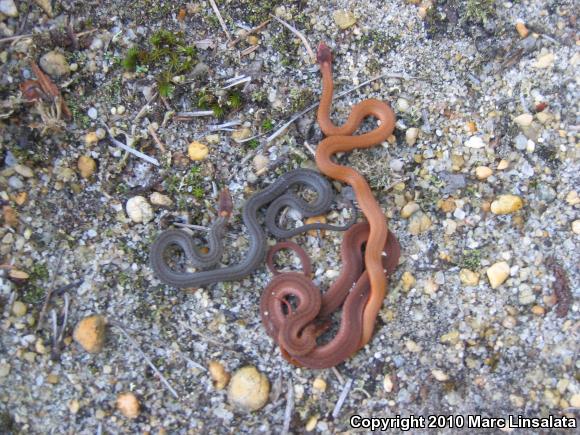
[312,378,327,393]
[88,107,98,119]
[126,196,154,223]
[231,128,252,143]
[383,375,394,392]
[228,366,270,411]
[534,52,555,69]
[39,51,70,77]
[491,195,523,215]
[408,212,431,235]
[116,392,140,419]
[209,361,230,390]
[475,166,493,180]
[515,21,529,38]
[253,154,269,175]
[401,271,416,291]
[150,192,173,208]
[571,220,580,235]
[188,141,209,161]
[401,201,420,218]
[514,113,533,127]
[0,0,18,17]
[333,10,356,29]
[14,165,33,178]
[405,127,419,146]
[486,262,510,289]
[73,315,107,353]
[465,136,485,149]
[432,370,449,381]
[11,300,27,317]
[85,131,99,144]
[78,156,97,179]
[459,269,480,286]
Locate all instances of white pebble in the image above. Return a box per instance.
[465,136,485,148]
[88,108,98,120]
[126,196,154,223]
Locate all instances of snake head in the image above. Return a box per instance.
[317,42,332,65]
[218,188,233,218]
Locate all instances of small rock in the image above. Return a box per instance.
[405,340,422,353]
[401,271,416,291]
[405,127,419,146]
[9,269,29,280]
[231,128,252,143]
[87,107,98,120]
[438,198,456,213]
[116,392,140,419]
[465,136,485,149]
[424,278,439,295]
[333,10,356,29]
[515,21,529,38]
[475,166,493,180]
[432,369,449,381]
[389,159,404,172]
[305,416,318,432]
[401,201,420,219]
[383,374,394,393]
[247,35,259,45]
[536,111,553,124]
[14,164,33,178]
[408,212,431,235]
[396,98,410,113]
[126,196,154,223]
[8,176,24,190]
[73,315,107,353]
[34,0,53,17]
[570,394,580,408]
[11,300,27,317]
[513,113,533,127]
[491,195,523,214]
[0,363,11,378]
[459,269,480,286]
[78,156,97,179]
[228,366,270,411]
[0,0,18,17]
[46,373,59,384]
[531,305,545,316]
[486,262,510,289]
[572,220,580,235]
[253,154,269,175]
[305,215,327,236]
[205,134,220,145]
[312,378,327,393]
[85,131,99,144]
[534,52,555,69]
[440,330,460,345]
[95,128,107,140]
[149,192,173,208]
[188,141,209,161]
[39,51,70,77]
[497,159,509,170]
[209,361,230,390]
[565,191,579,206]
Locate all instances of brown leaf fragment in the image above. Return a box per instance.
[545,257,572,318]
[30,61,72,120]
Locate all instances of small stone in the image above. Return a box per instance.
[459,269,480,286]
[34,0,53,17]
[502,316,516,329]
[87,107,98,120]
[305,416,318,432]
[228,366,270,411]
[533,52,555,69]
[405,340,422,353]
[486,262,510,289]
[231,128,252,143]
[536,111,553,124]
[78,156,97,179]
[401,271,416,291]
[247,35,259,45]
[424,278,439,295]
[188,141,209,161]
[209,361,230,390]
[571,220,580,235]
[312,378,327,393]
[305,215,327,237]
[8,176,24,190]
[440,330,460,345]
[126,196,154,223]
[515,21,529,38]
[116,392,140,419]
[14,192,27,205]
[9,269,29,280]
[389,159,404,172]
[497,160,509,170]
[333,10,356,29]
[85,131,99,145]
[491,195,523,214]
[253,154,269,175]
[514,113,533,127]
[0,0,18,17]
[400,201,420,219]
[531,305,545,316]
[465,136,485,149]
[405,127,419,146]
[68,399,80,414]
[116,105,126,115]
[475,166,493,180]
[14,164,33,178]
[431,369,449,381]
[0,363,11,377]
[383,374,394,393]
[39,51,70,77]
[46,373,59,384]
[150,192,173,208]
[408,212,431,235]
[570,394,580,408]
[73,314,107,353]
[396,98,410,113]
[205,134,220,145]
[12,300,27,317]
[438,198,456,213]
[566,191,579,205]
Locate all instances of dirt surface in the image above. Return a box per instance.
[0,0,578,433]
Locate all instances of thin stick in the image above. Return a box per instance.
[111,321,179,399]
[104,126,160,166]
[332,378,353,418]
[241,45,259,56]
[281,378,294,435]
[332,366,345,385]
[303,142,316,157]
[147,125,167,153]
[208,0,232,42]
[270,14,316,63]
[222,76,251,89]
[0,33,32,44]
[228,19,270,47]
[37,254,64,332]
[175,110,215,119]
[57,293,70,343]
[134,91,158,121]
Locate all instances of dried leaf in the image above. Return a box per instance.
[30,61,71,119]
[546,257,571,317]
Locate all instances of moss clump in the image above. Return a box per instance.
[464,0,496,24]
[459,249,482,270]
[261,118,274,133]
[22,263,49,304]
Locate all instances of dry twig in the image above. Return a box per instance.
[332,378,353,418]
[228,19,270,47]
[147,125,167,153]
[270,14,316,63]
[36,254,64,332]
[281,378,294,435]
[208,0,231,42]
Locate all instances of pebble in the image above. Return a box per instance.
[68,399,80,414]
[475,166,493,180]
[486,262,510,289]
[0,0,18,17]
[333,10,357,29]
[227,366,270,411]
[438,198,456,213]
[497,160,509,170]
[39,51,70,77]
[405,340,422,353]
[408,212,431,235]
[513,113,533,127]
[11,300,27,317]
[534,52,555,69]
[459,269,480,286]
[383,374,394,393]
[401,271,416,291]
[231,128,252,143]
[565,191,579,205]
[431,369,449,381]
[14,164,33,178]
[312,378,327,393]
[8,176,24,190]
[253,154,269,175]
[95,128,106,140]
[531,305,545,316]
[35,0,53,17]
[400,201,420,218]
[73,315,107,353]
[188,141,209,161]
[572,220,580,235]
[465,136,485,149]
[570,394,580,408]
[305,416,318,432]
[85,131,99,144]
[396,98,410,113]
[126,196,154,223]
[205,134,220,145]
[491,195,523,215]
[305,215,327,236]
[405,127,419,146]
[116,392,140,419]
[514,133,528,150]
[536,111,553,124]
[515,21,529,38]
[77,156,97,179]
[149,192,173,208]
[209,361,230,390]
[87,107,98,120]
[389,159,404,172]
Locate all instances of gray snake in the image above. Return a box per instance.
[149,169,356,288]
